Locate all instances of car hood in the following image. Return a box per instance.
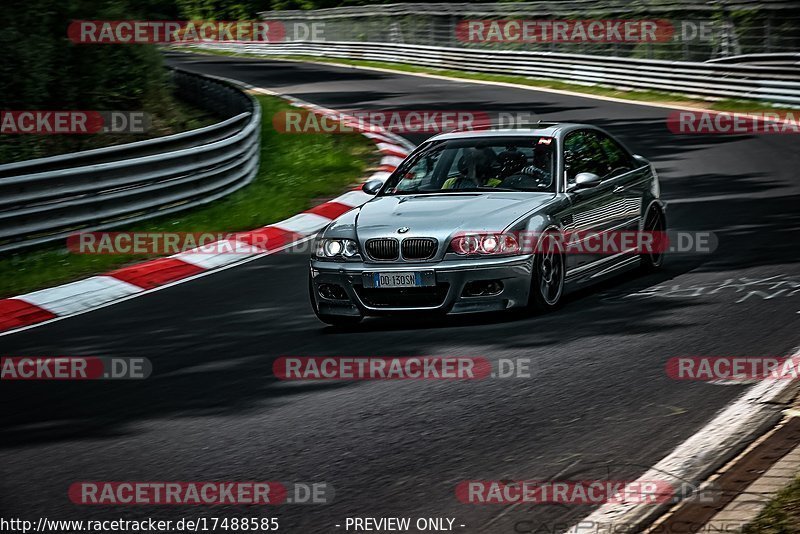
[354,192,556,243]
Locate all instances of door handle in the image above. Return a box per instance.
[612,185,625,194]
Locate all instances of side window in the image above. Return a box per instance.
[564,131,609,186]
[595,133,635,178]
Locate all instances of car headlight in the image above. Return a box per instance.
[450,233,520,256]
[315,238,360,259]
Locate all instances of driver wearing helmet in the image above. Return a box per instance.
[441,146,502,189]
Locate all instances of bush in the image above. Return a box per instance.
[0,0,182,161]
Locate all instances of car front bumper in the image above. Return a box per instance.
[310,254,534,317]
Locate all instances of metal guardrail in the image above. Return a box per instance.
[260,1,800,61]
[260,1,798,18]
[202,41,800,104]
[0,68,261,254]
[707,53,800,67]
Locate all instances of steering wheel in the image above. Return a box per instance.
[501,167,551,189]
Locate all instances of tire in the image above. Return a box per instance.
[528,232,566,312]
[640,206,666,272]
[309,273,363,326]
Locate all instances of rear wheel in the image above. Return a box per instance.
[528,232,565,312]
[309,273,363,326]
[641,206,666,271]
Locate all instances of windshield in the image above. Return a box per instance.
[381,136,556,195]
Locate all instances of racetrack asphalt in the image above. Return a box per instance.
[0,52,798,533]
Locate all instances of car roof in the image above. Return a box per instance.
[426,123,589,142]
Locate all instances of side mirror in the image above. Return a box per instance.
[568,172,601,192]
[362,179,383,195]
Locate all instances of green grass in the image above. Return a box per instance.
[743,476,800,534]
[186,47,799,115]
[0,94,375,297]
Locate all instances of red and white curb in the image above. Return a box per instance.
[0,86,414,336]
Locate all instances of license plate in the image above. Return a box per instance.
[363,271,435,288]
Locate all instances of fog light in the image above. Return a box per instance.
[462,280,504,297]
[318,283,348,300]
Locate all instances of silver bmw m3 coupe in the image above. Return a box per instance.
[309,123,666,326]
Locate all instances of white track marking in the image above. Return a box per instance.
[16,276,143,316]
[376,142,409,154]
[0,235,316,338]
[172,239,262,269]
[271,213,333,235]
[365,171,393,183]
[333,190,375,207]
[380,155,405,168]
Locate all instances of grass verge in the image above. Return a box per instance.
[0,94,375,298]
[743,476,800,533]
[185,47,799,115]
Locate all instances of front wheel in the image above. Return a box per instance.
[309,273,363,326]
[528,232,565,312]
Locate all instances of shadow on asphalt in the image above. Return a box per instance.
[2,61,799,453]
